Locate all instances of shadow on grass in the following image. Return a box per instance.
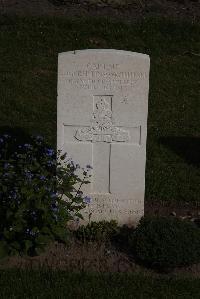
[0,125,55,159]
[0,126,33,158]
[0,126,32,142]
[159,136,200,168]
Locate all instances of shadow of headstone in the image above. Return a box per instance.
[0,126,32,160]
[159,136,200,168]
[0,126,57,181]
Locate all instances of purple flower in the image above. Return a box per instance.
[4,163,10,169]
[51,203,58,210]
[83,196,91,204]
[51,202,59,214]
[3,134,10,138]
[50,192,57,198]
[51,202,57,208]
[24,144,32,149]
[24,170,33,180]
[25,228,37,236]
[35,135,43,140]
[31,211,37,220]
[9,191,17,200]
[40,175,46,181]
[47,161,54,167]
[86,164,93,169]
[45,148,54,156]
[33,135,44,146]
[3,173,10,177]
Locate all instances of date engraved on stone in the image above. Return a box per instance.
[75,97,130,143]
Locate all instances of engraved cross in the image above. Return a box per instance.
[63,95,141,194]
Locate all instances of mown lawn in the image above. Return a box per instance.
[0,16,199,204]
[0,270,200,299]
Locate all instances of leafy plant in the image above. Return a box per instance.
[111,224,136,253]
[74,220,119,243]
[131,216,200,272]
[0,134,92,258]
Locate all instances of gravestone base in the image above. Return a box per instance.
[81,195,144,226]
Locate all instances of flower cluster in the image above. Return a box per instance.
[0,134,92,258]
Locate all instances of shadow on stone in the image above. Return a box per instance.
[159,136,200,168]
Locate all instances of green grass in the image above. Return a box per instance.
[0,270,200,298]
[0,16,199,204]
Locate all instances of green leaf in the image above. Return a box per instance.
[35,234,52,245]
[53,226,68,243]
[10,241,21,251]
[25,240,33,252]
[14,223,24,233]
[2,185,8,193]
[34,246,46,255]
[6,210,13,218]
[60,153,67,160]
[75,212,84,220]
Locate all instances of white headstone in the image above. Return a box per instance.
[57,49,150,226]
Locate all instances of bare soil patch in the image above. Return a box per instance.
[1,200,199,276]
[0,201,199,275]
[1,239,200,278]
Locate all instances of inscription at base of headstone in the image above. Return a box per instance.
[57,49,150,226]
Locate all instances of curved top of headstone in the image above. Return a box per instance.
[59,49,149,60]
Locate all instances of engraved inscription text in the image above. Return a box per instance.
[61,62,147,90]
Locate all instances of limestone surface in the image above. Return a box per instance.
[57,49,150,226]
